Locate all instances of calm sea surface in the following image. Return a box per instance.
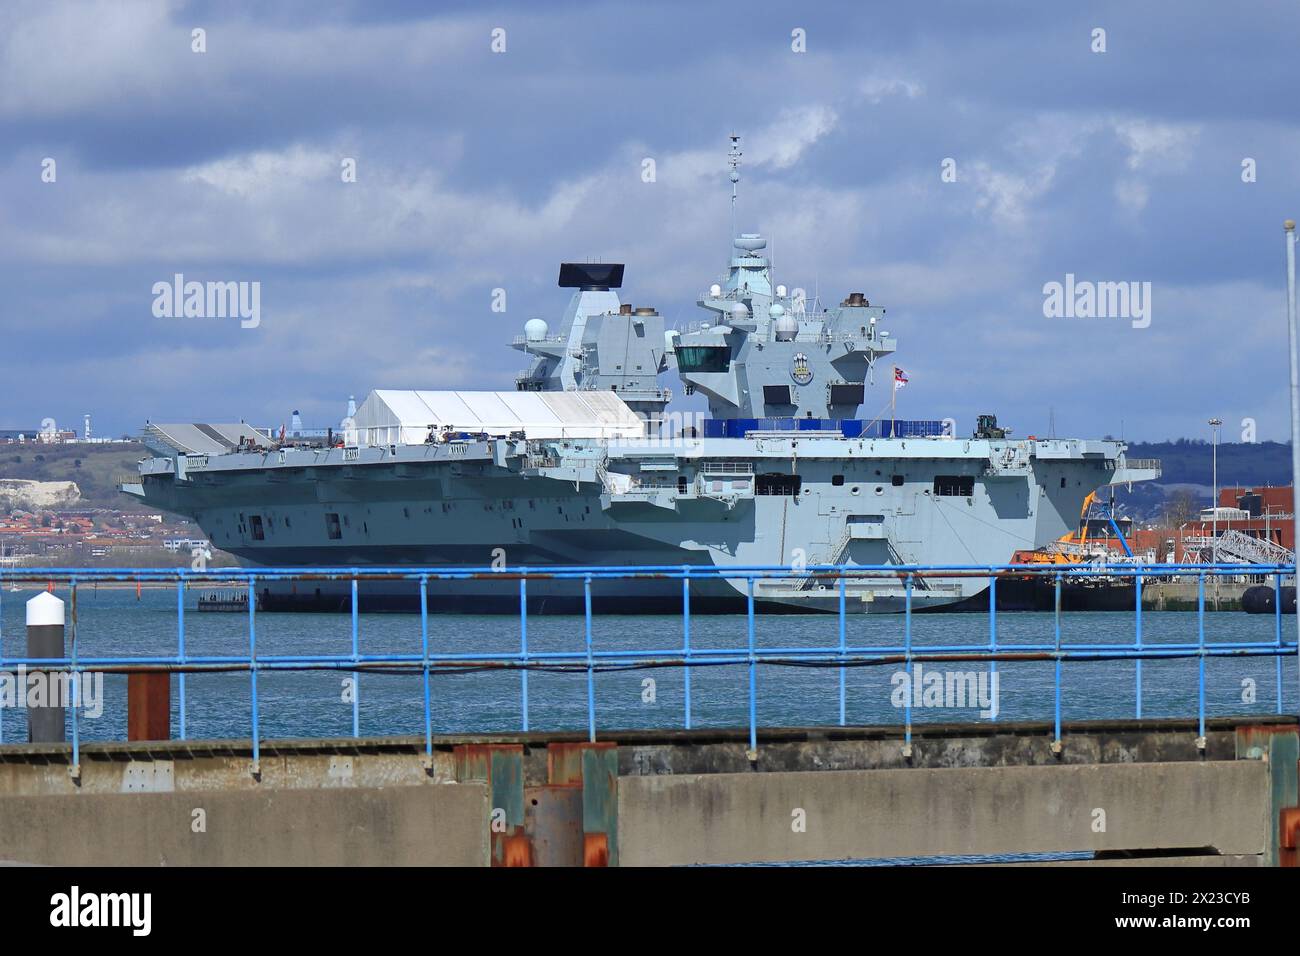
[0,586,1295,743]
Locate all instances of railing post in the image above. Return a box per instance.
[904,573,913,755]
[988,573,997,723]
[1275,570,1284,715]
[838,570,846,727]
[69,580,79,779]
[1053,572,1062,753]
[177,576,187,741]
[1197,572,1206,748]
[248,575,259,776]
[681,569,691,730]
[1135,570,1143,720]
[1275,570,1283,646]
[584,574,595,743]
[519,572,529,732]
[351,575,360,738]
[421,575,432,765]
[746,577,757,758]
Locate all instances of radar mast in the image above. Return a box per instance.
[728,134,742,246]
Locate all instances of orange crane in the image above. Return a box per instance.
[1012,491,1104,565]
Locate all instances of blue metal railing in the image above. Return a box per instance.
[0,562,1295,772]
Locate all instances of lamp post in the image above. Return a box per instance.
[1208,417,1222,564]
[1285,219,1299,718]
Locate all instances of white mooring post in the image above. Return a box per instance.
[25,592,66,743]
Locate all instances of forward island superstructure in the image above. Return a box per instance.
[122,138,1159,612]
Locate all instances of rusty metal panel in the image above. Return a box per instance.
[453,743,527,866]
[543,742,620,866]
[1233,722,1299,758]
[547,741,588,785]
[582,745,619,867]
[452,743,525,822]
[127,673,170,742]
[525,785,582,867]
[1234,725,1298,867]
[502,832,533,867]
[1280,805,1299,867]
[550,740,619,784]
[583,832,609,867]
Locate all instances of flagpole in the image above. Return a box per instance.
[891,365,897,438]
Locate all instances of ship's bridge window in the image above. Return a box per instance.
[674,345,731,373]
[250,515,265,540]
[934,475,975,497]
[325,513,342,539]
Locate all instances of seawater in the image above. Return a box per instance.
[0,586,1295,744]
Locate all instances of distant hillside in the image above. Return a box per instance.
[1110,440,1292,522]
[0,443,147,511]
[1125,440,1293,489]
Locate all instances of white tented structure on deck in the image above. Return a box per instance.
[352,390,646,445]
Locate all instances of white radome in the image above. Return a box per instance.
[523,318,549,342]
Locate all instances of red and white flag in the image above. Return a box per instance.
[893,367,909,390]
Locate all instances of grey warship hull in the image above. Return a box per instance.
[126,430,1153,613]
[123,136,1160,613]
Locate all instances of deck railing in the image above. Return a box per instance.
[0,562,1295,774]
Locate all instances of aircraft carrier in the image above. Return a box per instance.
[121,137,1160,612]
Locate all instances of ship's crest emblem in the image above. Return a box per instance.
[790,353,813,386]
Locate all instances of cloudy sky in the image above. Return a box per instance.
[2,0,1298,441]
